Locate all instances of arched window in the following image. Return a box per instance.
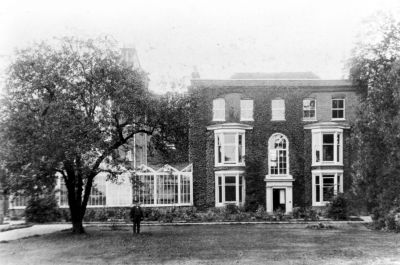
[268,133,289,175]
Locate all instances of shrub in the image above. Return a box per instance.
[225,204,238,214]
[303,207,319,221]
[327,193,348,220]
[292,207,302,219]
[25,194,61,223]
[255,205,266,220]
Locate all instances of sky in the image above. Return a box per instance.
[1,0,400,93]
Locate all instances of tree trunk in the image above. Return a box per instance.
[72,219,85,234]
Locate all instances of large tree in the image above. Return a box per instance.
[149,92,189,164]
[349,13,400,216]
[0,37,160,233]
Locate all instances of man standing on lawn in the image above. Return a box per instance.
[130,200,144,234]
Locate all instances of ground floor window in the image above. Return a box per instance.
[312,170,343,206]
[133,173,192,206]
[215,172,245,206]
[9,195,28,209]
[56,164,193,208]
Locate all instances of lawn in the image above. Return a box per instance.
[0,224,399,265]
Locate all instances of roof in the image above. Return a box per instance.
[230,72,320,80]
[190,79,353,90]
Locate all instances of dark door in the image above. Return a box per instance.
[273,189,286,212]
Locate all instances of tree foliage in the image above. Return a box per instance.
[349,13,400,216]
[148,92,189,163]
[0,37,160,233]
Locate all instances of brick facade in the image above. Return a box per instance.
[189,78,357,212]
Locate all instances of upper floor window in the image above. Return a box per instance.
[240,99,254,121]
[268,133,289,175]
[271,99,285,121]
[303,99,316,121]
[312,129,343,165]
[213,98,225,121]
[332,98,345,120]
[215,131,245,166]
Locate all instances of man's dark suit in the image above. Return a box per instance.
[130,204,144,234]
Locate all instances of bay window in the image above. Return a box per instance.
[312,171,343,206]
[215,172,245,206]
[312,129,343,165]
[215,131,245,166]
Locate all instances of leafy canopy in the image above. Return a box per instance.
[349,13,400,214]
[0,37,157,196]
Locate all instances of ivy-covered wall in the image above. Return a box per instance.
[189,82,356,209]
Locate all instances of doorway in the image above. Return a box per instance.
[273,188,286,212]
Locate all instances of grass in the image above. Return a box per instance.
[0,224,399,264]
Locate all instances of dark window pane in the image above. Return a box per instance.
[225,186,236,202]
[225,176,236,184]
[323,145,334,161]
[332,100,338,108]
[323,187,334,201]
[323,134,334,144]
[219,185,222,203]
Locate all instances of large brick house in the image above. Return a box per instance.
[189,73,358,213]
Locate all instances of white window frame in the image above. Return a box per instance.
[303,98,317,121]
[268,133,289,176]
[312,170,343,206]
[240,99,254,121]
[214,129,246,167]
[215,171,246,207]
[332,98,345,120]
[312,128,343,166]
[271,99,285,121]
[213,98,225,121]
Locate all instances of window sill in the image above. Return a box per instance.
[312,162,343,167]
[312,202,329,207]
[331,118,345,121]
[303,118,318,122]
[215,202,243,207]
[265,175,294,181]
[215,163,245,167]
[271,119,286,121]
[212,119,226,122]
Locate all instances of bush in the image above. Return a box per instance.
[225,204,238,214]
[372,207,400,232]
[327,193,348,220]
[303,207,319,221]
[25,194,61,223]
[255,205,266,220]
